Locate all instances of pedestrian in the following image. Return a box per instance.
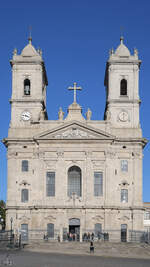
[87,232,90,241]
[58,234,60,242]
[90,241,94,253]
[91,232,94,241]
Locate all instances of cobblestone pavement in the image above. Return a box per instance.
[0,251,150,267]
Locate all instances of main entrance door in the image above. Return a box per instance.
[69,218,80,241]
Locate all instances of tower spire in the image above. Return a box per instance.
[120,26,124,44]
[120,35,124,44]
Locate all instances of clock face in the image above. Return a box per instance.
[119,111,128,122]
[21,111,31,121]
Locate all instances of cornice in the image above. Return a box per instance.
[6,205,145,211]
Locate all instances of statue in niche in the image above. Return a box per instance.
[86,108,92,120]
[58,107,64,120]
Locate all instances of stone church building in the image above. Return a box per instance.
[3,36,147,242]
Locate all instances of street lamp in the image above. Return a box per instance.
[0,215,4,230]
[10,217,13,245]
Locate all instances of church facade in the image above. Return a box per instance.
[3,37,147,242]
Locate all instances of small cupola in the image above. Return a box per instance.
[21,37,40,57]
[115,36,130,57]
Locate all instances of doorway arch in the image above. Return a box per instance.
[69,218,80,241]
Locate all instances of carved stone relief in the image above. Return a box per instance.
[106,151,116,159]
[44,160,57,169]
[18,215,30,221]
[92,160,104,168]
[53,128,95,139]
[44,215,56,221]
[118,216,130,221]
[92,215,104,221]
[56,150,64,158]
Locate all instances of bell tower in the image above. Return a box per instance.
[10,37,48,127]
[104,37,141,129]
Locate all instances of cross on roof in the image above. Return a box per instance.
[68,82,82,103]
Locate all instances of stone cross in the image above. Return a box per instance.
[68,82,82,103]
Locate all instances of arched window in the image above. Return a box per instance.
[22,160,28,172]
[120,79,127,96]
[68,166,82,197]
[47,223,54,238]
[24,79,30,95]
[21,189,28,202]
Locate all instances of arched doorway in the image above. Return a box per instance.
[68,166,82,197]
[69,218,80,241]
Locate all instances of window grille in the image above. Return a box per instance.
[21,189,28,202]
[94,172,103,196]
[68,166,81,197]
[46,172,55,197]
[22,160,28,172]
[120,79,127,96]
[121,189,128,203]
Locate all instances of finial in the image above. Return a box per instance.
[109,48,114,56]
[120,26,124,44]
[39,49,42,56]
[120,35,124,44]
[58,107,64,120]
[86,108,92,120]
[28,25,32,44]
[13,48,17,56]
[134,47,138,57]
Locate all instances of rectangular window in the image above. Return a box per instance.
[21,189,29,202]
[121,160,128,172]
[144,211,150,220]
[121,189,128,203]
[46,172,55,197]
[94,172,103,196]
[22,160,28,172]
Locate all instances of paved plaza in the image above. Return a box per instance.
[0,250,150,267]
[1,241,150,266]
[24,241,150,259]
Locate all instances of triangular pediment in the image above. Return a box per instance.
[34,121,115,141]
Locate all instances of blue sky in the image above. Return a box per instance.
[0,0,150,202]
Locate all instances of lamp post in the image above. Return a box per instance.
[0,215,4,230]
[10,217,13,245]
